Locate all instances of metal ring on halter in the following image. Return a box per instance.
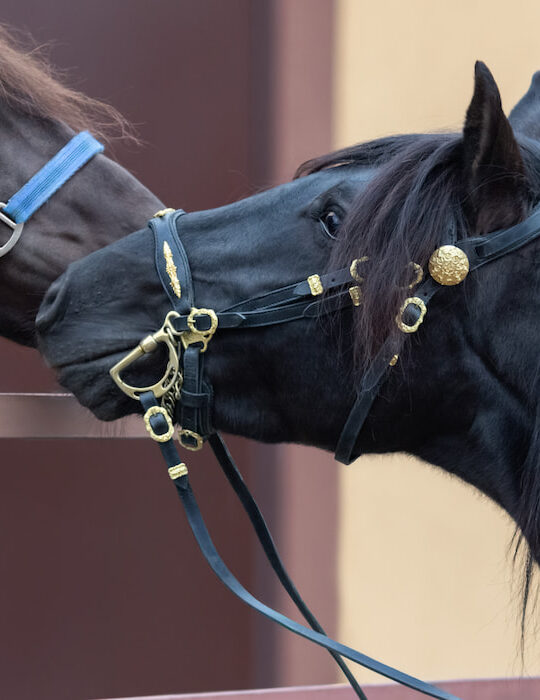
[0,204,24,258]
[109,311,182,400]
[178,428,204,451]
[396,296,427,333]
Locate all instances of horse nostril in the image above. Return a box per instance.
[36,273,70,333]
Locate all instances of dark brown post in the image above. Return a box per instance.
[248,0,339,688]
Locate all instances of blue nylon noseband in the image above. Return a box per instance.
[0,131,103,257]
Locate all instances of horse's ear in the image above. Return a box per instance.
[509,70,540,141]
[462,61,528,234]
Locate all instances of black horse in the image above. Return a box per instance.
[36,61,540,677]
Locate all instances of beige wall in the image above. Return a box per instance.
[333,0,540,683]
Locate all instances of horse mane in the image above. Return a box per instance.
[0,24,133,143]
[297,131,540,650]
[297,134,468,369]
[297,132,540,368]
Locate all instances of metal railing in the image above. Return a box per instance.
[0,392,145,438]
[96,677,540,700]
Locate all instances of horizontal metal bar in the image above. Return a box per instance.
[0,393,146,439]
[96,686,352,700]
[94,677,540,700]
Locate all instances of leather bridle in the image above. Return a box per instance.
[112,203,540,470]
[111,203,540,700]
[17,133,540,700]
[112,209,454,700]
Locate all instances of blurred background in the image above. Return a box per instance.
[1,1,540,699]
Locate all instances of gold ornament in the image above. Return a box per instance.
[154,208,176,218]
[163,241,182,298]
[307,274,324,296]
[428,245,469,286]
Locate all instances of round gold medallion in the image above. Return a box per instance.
[428,245,469,286]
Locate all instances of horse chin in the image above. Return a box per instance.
[53,355,140,422]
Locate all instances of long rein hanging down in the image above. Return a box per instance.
[114,207,526,700]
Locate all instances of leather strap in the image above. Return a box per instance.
[462,203,540,267]
[139,392,461,700]
[0,131,103,258]
[142,390,364,696]
[223,267,356,313]
[172,291,353,333]
[149,210,191,313]
[208,433,367,700]
[180,345,213,441]
[3,131,103,223]
[334,337,399,464]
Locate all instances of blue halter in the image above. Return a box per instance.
[0,131,103,257]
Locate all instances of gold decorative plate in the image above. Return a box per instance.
[428,245,469,286]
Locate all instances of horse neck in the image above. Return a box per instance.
[0,104,162,345]
[368,286,534,546]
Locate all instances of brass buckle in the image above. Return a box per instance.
[350,257,368,282]
[178,428,204,451]
[396,297,427,333]
[0,203,24,258]
[181,308,218,353]
[407,262,423,289]
[143,405,175,442]
[109,311,182,400]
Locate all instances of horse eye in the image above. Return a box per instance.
[320,210,342,239]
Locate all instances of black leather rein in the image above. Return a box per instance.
[108,203,540,700]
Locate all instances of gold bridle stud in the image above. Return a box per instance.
[168,463,188,480]
[428,245,469,286]
[307,274,324,296]
[154,208,176,218]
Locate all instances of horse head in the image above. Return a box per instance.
[0,27,162,345]
[37,62,540,584]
